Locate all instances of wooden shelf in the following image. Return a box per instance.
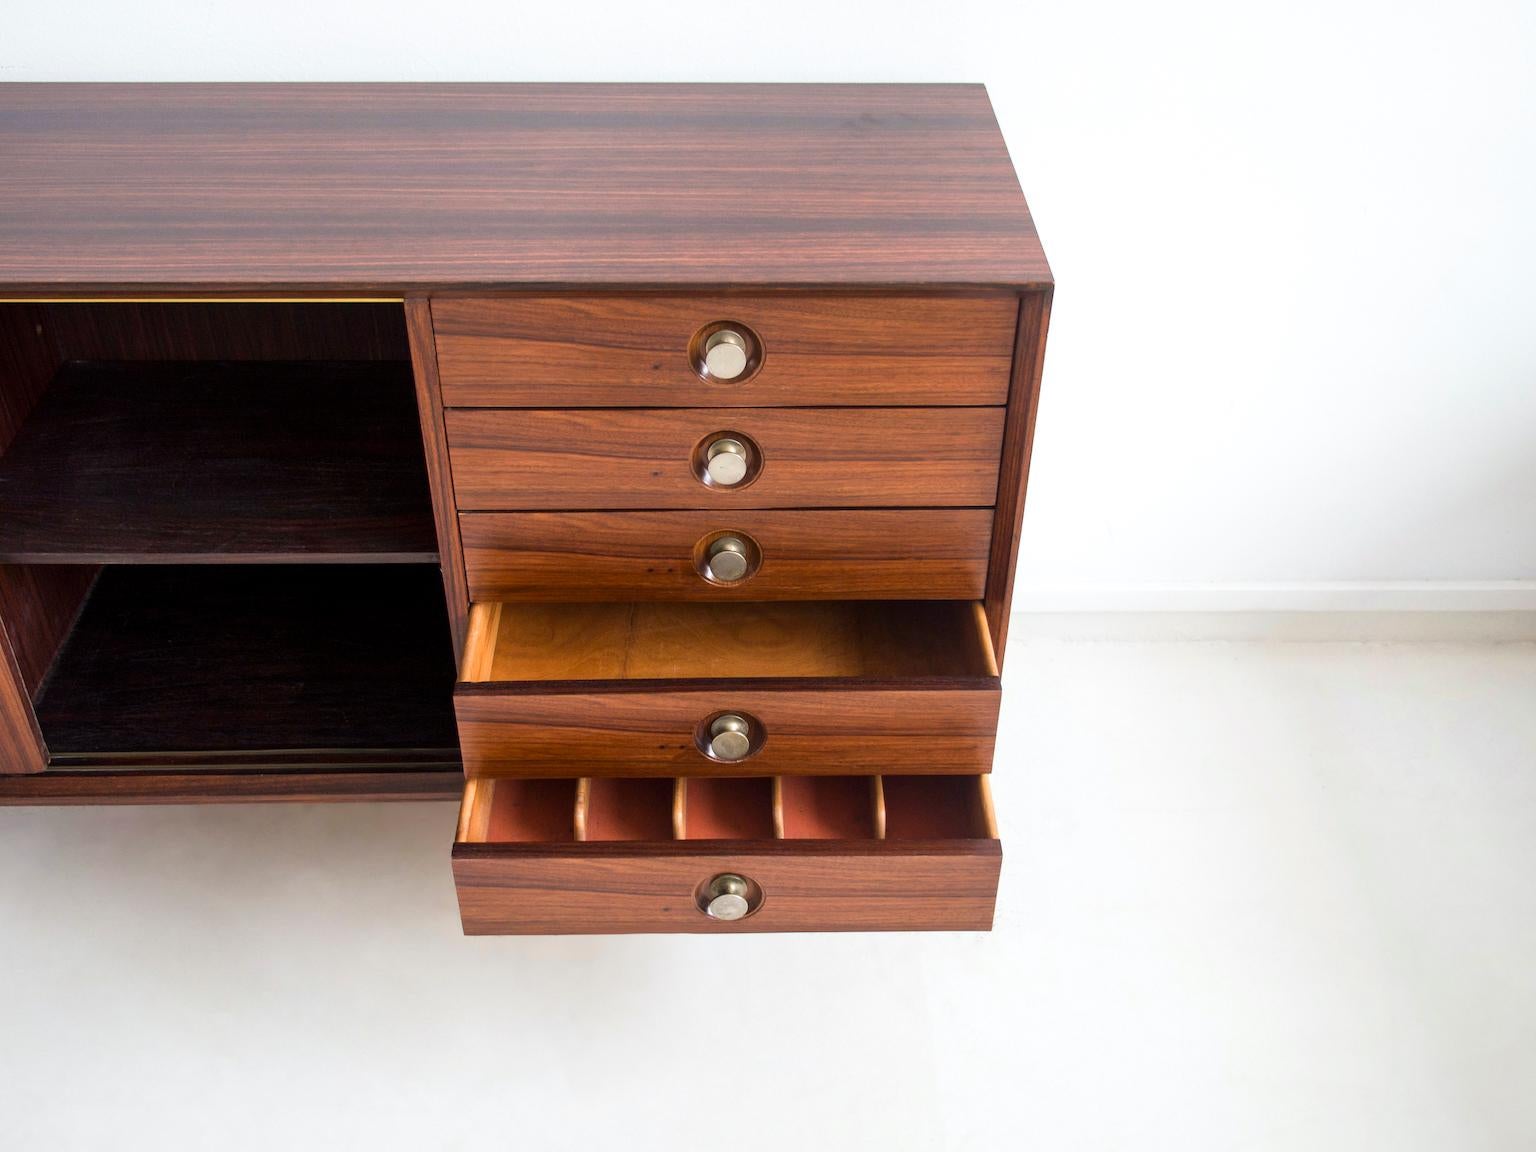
[35,565,461,767]
[0,360,439,564]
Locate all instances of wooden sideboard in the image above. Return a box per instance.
[0,84,1051,933]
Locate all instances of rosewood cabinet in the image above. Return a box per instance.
[0,84,1051,933]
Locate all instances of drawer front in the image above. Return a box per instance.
[444,407,1005,510]
[454,684,1001,777]
[452,774,1002,934]
[459,509,994,601]
[454,843,1001,933]
[432,294,1018,408]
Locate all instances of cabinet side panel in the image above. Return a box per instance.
[0,306,69,771]
[406,297,470,662]
[0,635,45,773]
[984,289,1052,666]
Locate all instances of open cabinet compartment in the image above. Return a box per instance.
[454,599,1002,777]
[0,302,460,784]
[452,773,1002,934]
[33,565,460,767]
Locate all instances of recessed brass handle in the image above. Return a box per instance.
[704,437,749,486]
[701,873,753,920]
[707,714,753,762]
[703,329,750,380]
[705,535,751,583]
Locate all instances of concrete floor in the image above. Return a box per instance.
[2,634,1534,1150]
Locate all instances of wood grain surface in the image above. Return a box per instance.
[453,840,1001,933]
[467,600,996,682]
[37,302,409,361]
[985,288,1053,665]
[0,305,55,455]
[444,407,1004,510]
[459,508,994,600]
[455,684,999,777]
[0,304,73,773]
[0,565,95,696]
[0,635,45,774]
[0,360,439,564]
[468,772,991,843]
[432,294,1018,407]
[0,84,1049,293]
[0,768,463,805]
[36,565,460,761]
[0,307,99,705]
[406,298,471,660]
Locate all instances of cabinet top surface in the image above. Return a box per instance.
[0,83,1050,295]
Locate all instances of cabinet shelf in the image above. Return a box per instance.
[35,565,461,768]
[0,360,439,564]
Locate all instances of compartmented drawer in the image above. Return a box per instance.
[432,294,1019,408]
[454,599,1001,777]
[443,407,1004,511]
[453,773,1001,933]
[458,508,994,601]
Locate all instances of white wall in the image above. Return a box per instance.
[9,0,1535,608]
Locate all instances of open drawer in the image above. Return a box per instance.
[453,773,1002,933]
[454,600,1001,776]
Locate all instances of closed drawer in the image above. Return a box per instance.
[443,407,1005,510]
[432,294,1018,408]
[459,508,994,601]
[455,599,1000,777]
[453,774,1001,933]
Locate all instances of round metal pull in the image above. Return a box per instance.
[705,536,751,583]
[692,431,761,492]
[704,437,749,486]
[707,714,753,762]
[690,323,762,384]
[703,329,750,380]
[701,873,755,921]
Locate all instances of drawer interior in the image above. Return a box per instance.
[460,599,998,683]
[458,773,997,845]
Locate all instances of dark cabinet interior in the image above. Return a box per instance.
[0,302,461,793]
